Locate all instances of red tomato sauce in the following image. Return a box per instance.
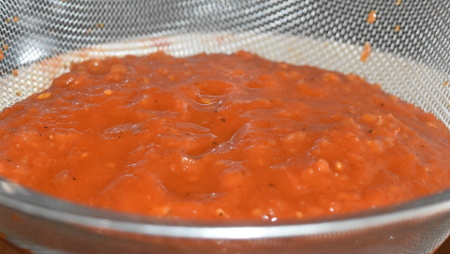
[0,51,449,221]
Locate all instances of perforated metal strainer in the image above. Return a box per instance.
[0,0,449,253]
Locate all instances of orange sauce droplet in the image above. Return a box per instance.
[367,10,377,24]
[360,42,372,62]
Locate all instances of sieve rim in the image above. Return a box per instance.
[0,177,449,239]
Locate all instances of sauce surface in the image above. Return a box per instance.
[0,51,449,221]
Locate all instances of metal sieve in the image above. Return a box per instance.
[0,0,449,253]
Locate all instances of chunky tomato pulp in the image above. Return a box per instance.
[0,51,449,221]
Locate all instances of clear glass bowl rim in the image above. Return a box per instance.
[1,177,450,239]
